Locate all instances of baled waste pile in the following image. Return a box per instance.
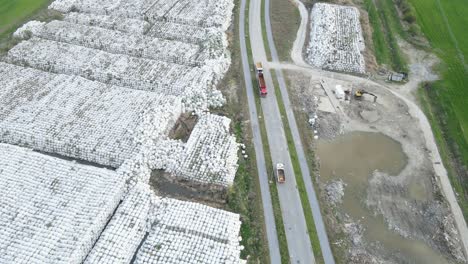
[306,3,366,74]
[0,145,245,263]
[0,0,246,261]
[0,143,127,263]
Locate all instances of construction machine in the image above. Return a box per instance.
[354,89,377,103]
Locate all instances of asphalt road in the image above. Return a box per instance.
[263,0,336,261]
[238,0,282,262]
[248,0,316,263]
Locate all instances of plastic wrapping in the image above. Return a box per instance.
[306,3,366,74]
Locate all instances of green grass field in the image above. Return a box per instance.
[0,0,50,37]
[363,0,407,71]
[409,0,468,219]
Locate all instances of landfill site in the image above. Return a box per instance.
[284,2,468,263]
[0,0,467,263]
[0,0,246,263]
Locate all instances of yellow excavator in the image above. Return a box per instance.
[354,89,377,103]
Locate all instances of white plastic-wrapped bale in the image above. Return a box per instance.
[5,38,225,111]
[146,21,215,44]
[84,182,153,264]
[134,197,245,264]
[24,20,205,66]
[0,62,56,120]
[12,20,45,39]
[6,38,193,92]
[50,0,234,31]
[306,3,366,74]
[0,65,181,167]
[167,114,238,186]
[0,143,126,264]
[145,0,234,30]
[64,12,150,35]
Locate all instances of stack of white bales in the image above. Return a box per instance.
[167,114,238,186]
[0,143,126,264]
[84,183,154,264]
[0,63,181,168]
[134,197,245,264]
[306,3,365,74]
[64,12,151,35]
[27,20,205,66]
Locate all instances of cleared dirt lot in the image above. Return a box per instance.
[285,68,466,263]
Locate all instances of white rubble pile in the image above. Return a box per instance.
[0,143,126,264]
[134,196,245,264]
[0,63,181,168]
[167,114,239,186]
[306,3,366,74]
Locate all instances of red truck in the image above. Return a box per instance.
[255,62,267,97]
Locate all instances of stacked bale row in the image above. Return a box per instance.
[0,143,126,264]
[167,114,239,186]
[0,63,181,167]
[306,3,366,74]
[64,12,151,35]
[22,20,205,67]
[134,197,244,264]
[84,183,153,264]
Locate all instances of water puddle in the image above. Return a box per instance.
[317,131,449,264]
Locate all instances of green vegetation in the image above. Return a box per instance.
[269,0,300,61]
[408,0,468,220]
[243,0,291,262]
[270,71,325,264]
[0,0,61,55]
[260,0,271,61]
[363,0,407,71]
[216,1,269,263]
[0,0,50,36]
[418,87,468,218]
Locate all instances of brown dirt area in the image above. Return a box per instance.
[285,69,466,263]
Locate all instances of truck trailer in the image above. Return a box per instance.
[255,62,267,97]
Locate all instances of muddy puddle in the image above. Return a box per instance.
[317,131,449,263]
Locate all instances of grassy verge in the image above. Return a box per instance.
[0,0,51,36]
[418,86,468,219]
[363,0,407,71]
[408,0,468,220]
[269,0,300,62]
[217,1,269,263]
[270,70,325,264]
[244,0,291,262]
[0,0,61,55]
[363,0,390,65]
[260,0,272,61]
